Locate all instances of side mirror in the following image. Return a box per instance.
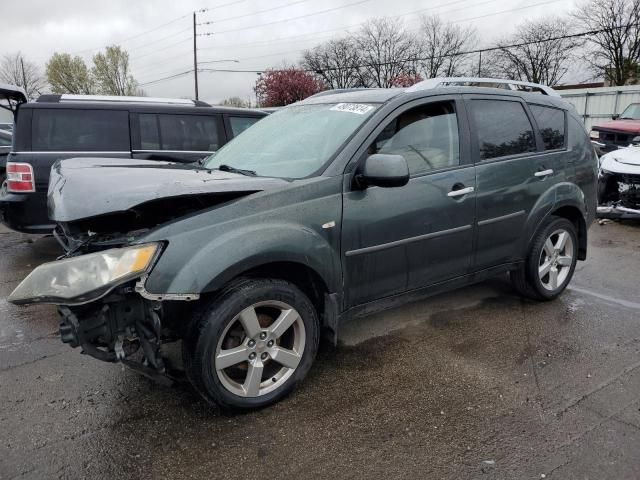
[612,114,620,120]
[356,154,410,188]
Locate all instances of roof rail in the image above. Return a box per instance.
[406,77,560,97]
[37,94,210,106]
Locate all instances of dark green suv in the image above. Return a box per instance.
[10,78,598,410]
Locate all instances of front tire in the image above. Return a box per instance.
[183,278,319,410]
[511,216,578,301]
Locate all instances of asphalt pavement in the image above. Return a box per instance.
[1,220,639,480]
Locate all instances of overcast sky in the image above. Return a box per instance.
[3,0,579,104]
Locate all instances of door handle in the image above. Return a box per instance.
[447,186,475,197]
[534,169,554,177]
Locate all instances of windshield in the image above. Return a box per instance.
[619,103,640,119]
[205,102,378,178]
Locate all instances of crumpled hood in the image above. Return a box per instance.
[48,158,289,222]
[595,119,640,134]
[600,146,640,175]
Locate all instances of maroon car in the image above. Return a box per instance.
[591,103,640,154]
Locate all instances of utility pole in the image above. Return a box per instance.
[477,51,482,77]
[193,11,199,100]
[20,57,28,96]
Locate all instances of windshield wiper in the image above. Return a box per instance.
[216,164,257,176]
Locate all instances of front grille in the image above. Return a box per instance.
[599,130,632,146]
[618,173,640,209]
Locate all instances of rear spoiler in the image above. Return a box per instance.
[0,83,28,115]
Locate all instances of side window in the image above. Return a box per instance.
[369,101,460,176]
[229,116,260,137]
[529,104,565,150]
[32,109,130,151]
[157,114,221,152]
[470,100,536,160]
[138,114,160,150]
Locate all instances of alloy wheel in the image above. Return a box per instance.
[538,228,574,291]
[214,300,306,397]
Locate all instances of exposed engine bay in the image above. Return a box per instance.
[597,146,640,218]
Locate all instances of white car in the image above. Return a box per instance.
[597,146,640,217]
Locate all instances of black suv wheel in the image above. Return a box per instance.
[183,278,319,410]
[511,216,578,301]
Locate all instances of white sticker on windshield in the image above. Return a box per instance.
[330,103,374,115]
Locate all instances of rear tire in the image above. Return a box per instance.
[511,216,578,301]
[183,278,319,411]
[0,171,6,196]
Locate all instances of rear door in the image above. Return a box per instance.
[465,95,564,270]
[132,112,225,163]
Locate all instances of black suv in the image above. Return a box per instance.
[0,94,266,233]
[10,78,597,411]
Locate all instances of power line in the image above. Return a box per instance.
[138,0,578,87]
[198,0,313,25]
[139,69,195,86]
[198,0,372,36]
[130,37,192,62]
[195,0,498,50]
[199,0,247,13]
[69,13,190,55]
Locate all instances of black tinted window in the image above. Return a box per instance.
[229,116,260,137]
[471,100,536,160]
[370,101,460,176]
[530,105,565,150]
[138,114,221,151]
[32,109,129,151]
[138,114,160,150]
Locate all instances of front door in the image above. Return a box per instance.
[341,97,476,308]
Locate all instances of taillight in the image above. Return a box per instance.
[6,162,35,193]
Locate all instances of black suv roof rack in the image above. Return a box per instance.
[36,94,211,106]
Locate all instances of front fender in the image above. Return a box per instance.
[168,222,340,294]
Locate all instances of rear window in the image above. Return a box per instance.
[470,100,536,160]
[530,104,565,150]
[229,116,260,137]
[138,113,221,152]
[32,109,130,151]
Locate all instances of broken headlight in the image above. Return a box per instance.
[9,243,161,306]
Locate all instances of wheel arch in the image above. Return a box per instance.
[548,204,588,260]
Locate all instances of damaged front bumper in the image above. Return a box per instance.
[56,291,180,385]
[596,204,640,218]
[8,241,197,383]
[597,170,640,219]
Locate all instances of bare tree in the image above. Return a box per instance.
[574,0,640,85]
[0,52,47,99]
[92,46,139,96]
[491,18,581,86]
[220,96,250,108]
[46,53,95,94]
[301,38,364,89]
[354,18,420,87]
[417,15,478,78]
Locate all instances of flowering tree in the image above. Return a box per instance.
[255,68,325,107]
[391,74,424,87]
